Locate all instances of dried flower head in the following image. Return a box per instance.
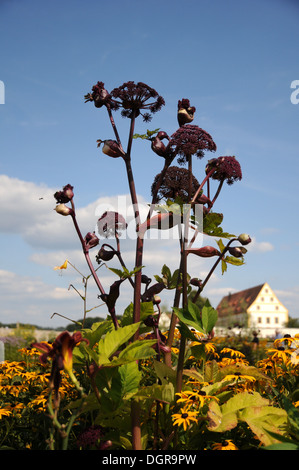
[84,81,118,110]
[54,184,74,203]
[110,81,165,121]
[151,166,200,202]
[97,211,127,238]
[206,156,242,185]
[177,99,196,126]
[170,124,216,164]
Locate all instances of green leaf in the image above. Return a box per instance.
[153,359,177,386]
[97,323,140,365]
[117,339,157,363]
[110,362,142,405]
[216,238,225,253]
[174,300,217,335]
[121,302,154,327]
[203,212,235,239]
[224,255,245,267]
[173,304,205,333]
[133,383,175,404]
[133,128,160,140]
[201,300,218,333]
[239,405,288,447]
[207,391,270,433]
[81,320,113,348]
[221,259,227,275]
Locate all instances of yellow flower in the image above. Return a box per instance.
[211,439,238,450]
[224,372,256,383]
[220,347,245,358]
[54,259,68,270]
[267,347,292,363]
[0,408,12,419]
[176,390,218,408]
[274,336,298,349]
[172,407,198,431]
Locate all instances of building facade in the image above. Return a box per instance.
[216,282,289,330]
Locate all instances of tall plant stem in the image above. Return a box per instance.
[176,158,192,393]
[70,208,119,329]
[192,237,237,303]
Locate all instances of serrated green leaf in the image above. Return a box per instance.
[239,405,288,446]
[153,359,177,386]
[221,259,227,275]
[173,305,205,333]
[117,339,157,363]
[201,301,218,333]
[97,323,140,365]
[224,255,245,266]
[133,383,175,404]
[203,212,235,238]
[110,362,142,405]
[216,238,226,253]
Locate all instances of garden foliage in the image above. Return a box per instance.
[1,81,298,450]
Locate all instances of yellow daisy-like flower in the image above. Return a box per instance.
[224,372,256,383]
[204,342,217,355]
[0,408,12,419]
[172,407,198,431]
[274,336,298,349]
[218,357,249,367]
[211,439,238,450]
[176,390,219,408]
[220,348,245,358]
[267,347,292,363]
[54,259,68,270]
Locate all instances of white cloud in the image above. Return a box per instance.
[248,236,274,253]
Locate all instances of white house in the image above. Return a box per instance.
[216,283,289,333]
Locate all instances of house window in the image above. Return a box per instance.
[257,305,260,310]
[265,289,268,293]
[270,297,274,301]
[275,306,279,310]
[275,317,279,324]
[258,317,262,324]
[266,317,270,324]
[261,297,264,301]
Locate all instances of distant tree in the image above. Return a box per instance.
[286,316,299,328]
[66,316,105,331]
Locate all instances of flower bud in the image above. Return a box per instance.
[187,246,221,257]
[151,131,170,158]
[228,246,247,257]
[237,233,251,245]
[97,139,125,158]
[55,204,73,216]
[96,245,116,262]
[141,274,152,285]
[84,232,99,249]
[190,278,202,288]
[177,99,196,126]
[54,184,74,203]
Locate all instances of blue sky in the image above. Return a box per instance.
[0,0,298,328]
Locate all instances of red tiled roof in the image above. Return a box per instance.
[216,284,265,317]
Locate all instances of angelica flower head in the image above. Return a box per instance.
[205,156,242,185]
[170,124,216,164]
[110,81,165,121]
